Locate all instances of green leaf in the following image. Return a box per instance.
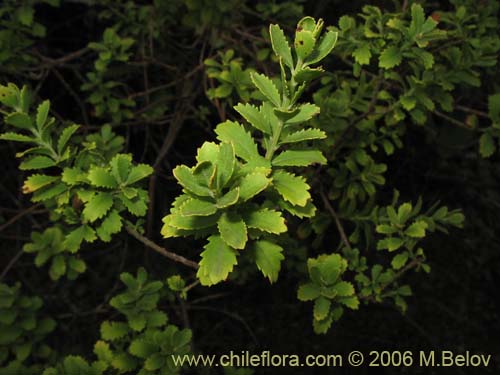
[88,167,118,188]
[405,220,428,238]
[216,142,235,189]
[126,164,153,185]
[57,124,79,154]
[352,44,372,65]
[313,297,331,320]
[218,211,247,249]
[68,257,86,273]
[216,187,240,208]
[313,313,334,334]
[129,339,156,359]
[377,237,405,252]
[64,225,96,252]
[488,93,500,123]
[295,30,315,60]
[338,296,359,310]
[5,112,32,130]
[273,170,311,207]
[391,252,409,270]
[272,150,326,167]
[96,210,123,242]
[297,282,321,301]
[173,165,212,197]
[49,255,66,280]
[110,154,132,183]
[250,72,281,107]
[234,103,270,134]
[243,209,287,234]
[215,121,261,162]
[168,213,218,230]
[19,156,56,170]
[0,132,34,142]
[306,30,338,65]
[179,198,217,216]
[269,24,293,68]
[94,341,113,363]
[400,95,417,111]
[333,281,355,297]
[197,235,238,286]
[285,104,320,125]
[375,224,398,235]
[111,353,138,372]
[253,240,284,282]
[101,321,129,341]
[237,172,270,201]
[83,192,114,222]
[397,203,413,224]
[379,46,403,69]
[17,6,34,26]
[145,353,164,371]
[22,174,58,193]
[32,183,67,202]
[36,100,50,129]
[281,128,326,144]
[479,133,495,158]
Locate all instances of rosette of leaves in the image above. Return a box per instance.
[0,83,153,254]
[297,254,359,334]
[0,283,55,373]
[162,17,338,286]
[23,227,86,281]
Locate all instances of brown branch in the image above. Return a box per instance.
[320,189,352,251]
[455,105,489,119]
[432,110,474,130]
[125,225,199,269]
[0,204,42,233]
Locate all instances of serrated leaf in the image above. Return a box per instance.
[180,198,217,216]
[32,183,67,202]
[281,128,326,144]
[218,211,247,249]
[64,225,96,252]
[269,24,293,68]
[19,156,55,170]
[377,237,405,252]
[332,281,355,297]
[0,132,34,142]
[173,165,212,197]
[111,353,137,372]
[272,150,326,167]
[216,142,235,189]
[49,255,66,280]
[298,282,321,301]
[479,133,495,158]
[405,220,428,238]
[96,210,122,242]
[306,30,338,65]
[88,167,118,188]
[22,174,58,193]
[234,103,270,134]
[83,192,114,222]
[253,240,284,283]
[36,100,50,129]
[391,252,409,270]
[488,93,500,123]
[338,296,359,310]
[5,112,33,129]
[168,213,218,230]
[400,95,417,111]
[352,44,372,65]
[129,339,156,359]
[126,164,153,185]
[68,257,86,273]
[379,46,402,69]
[237,172,270,201]
[216,187,239,208]
[295,30,315,60]
[57,124,79,154]
[197,235,238,286]
[215,120,261,162]
[313,297,331,320]
[273,170,310,207]
[110,154,132,183]
[94,341,113,363]
[144,353,164,371]
[285,103,320,125]
[313,313,334,334]
[250,72,281,107]
[243,209,286,234]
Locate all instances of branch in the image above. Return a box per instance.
[320,189,352,251]
[125,225,199,269]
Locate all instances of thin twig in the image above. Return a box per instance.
[0,250,24,281]
[455,105,489,118]
[433,110,474,130]
[320,189,352,251]
[125,225,199,269]
[0,204,42,233]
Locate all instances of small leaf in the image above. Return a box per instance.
[306,30,338,65]
[250,72,281,107]
[405,220,428,238]
[333,281,355,297]
[243,209,287,234]
[173,165,212,197]
[285,104,320,125]
[253,240,284,283]
[313,297,331,321]
[22,174,58,193]
[180,198,217,217]
[197,235,238,286]
[19,156,55,170]
[57,124,79,154]
[273,170,311,207]
[379,46,403,69]
[96,210,122,242]
[281,128,326,144]
[269,24,293,68]
[391,252,409,270]
[297,283,320,301]
[82,192,114,222]
[216,187,239,208]
[0,132,34,142]
[338,296,359,310]
[126,164,153,185]
[110,154,132,183]
[352,44,371,65]
[36,100,50,129]
[216,142,235,190]
[215,121,261,162]
[88,167,118,188]
[101,321,129,341]
[234,103,270,134]
[237,172,270,201]
[5,112,32,130]
[377,237,405,252]
[218,211,247,249]
[479,133,495,158]
[272,150,326,167]
[295,30,315,60]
